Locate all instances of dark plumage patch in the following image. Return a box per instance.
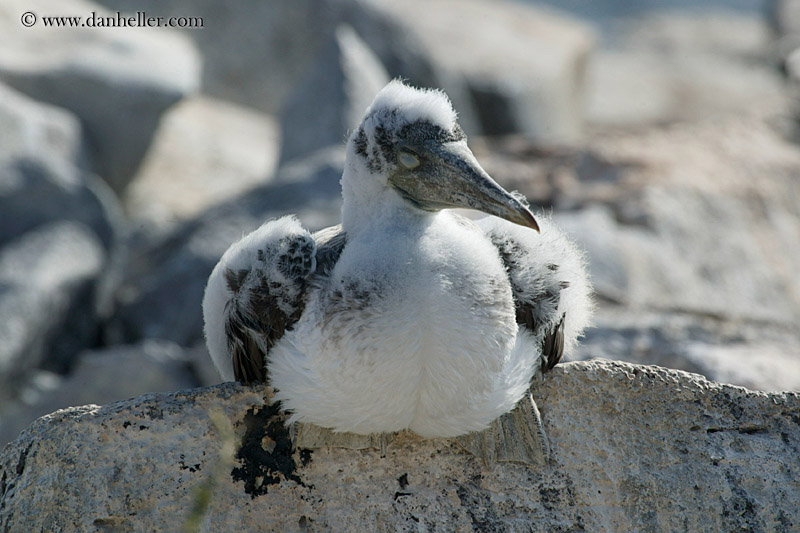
[397,119,465,145]
[314,231,347,277]
[488,232,568,374]
[223,230,347,384]
[224,236,312,384]
[224,268,249,294]
[342,278,378,310]
[354,114,465,173]
[368,144,382,173]
[541,313,566,372]
[374,124,395,165]
[353,127,368,158]
[224,269,285,384]
[277,236,314,281]
[451,123,466,141]
[354,126,383,173]
[322,278,379,319]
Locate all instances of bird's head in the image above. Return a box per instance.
[346,80,539,231]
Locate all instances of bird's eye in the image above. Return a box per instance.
[398,148,420,169]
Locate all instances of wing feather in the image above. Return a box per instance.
[540,313,565,372]
[204,219,346,384]
[481,216,589,374]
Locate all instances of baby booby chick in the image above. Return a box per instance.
[203,80,591,446]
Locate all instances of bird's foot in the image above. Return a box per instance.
[290,393,550,468]
[291,423,394,454]
[454,391,550,467]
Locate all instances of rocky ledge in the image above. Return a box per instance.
[1,359,797,531]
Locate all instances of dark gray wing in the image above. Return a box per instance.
[487,232,569,373]
[223,225,347,384]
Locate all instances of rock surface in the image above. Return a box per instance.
[0,82,123,404]
[772,0,800,64]
[106,147,344,347]
[369,0,594,142]
[123,95,280,233]
[1,360,797,531]
[574,309,800,392]
[0,222,105,400]
[0,83,118,250]
[0,340,198,446]
[0,0,201,191]
[586,9,788,128]
[476,115,800,324]
[97,0,593,141]
[279,25,389,166]
[97,0,327,114]
[471,112,800,391]
[773,0,800,35]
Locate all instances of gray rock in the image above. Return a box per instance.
[477,115,800,325]
[0,222,105,399]
[106,147,345,347]
[95,0,592,141]
[0,83,118,250]
[278,25,389,165]
[529,1,764,27]
[93,0,455,124]
[682,338,800,392]
[0,83,80,165]
[123,96,280,234]
[586,10,788,127]
[782,45,800,90]
[322,0,483,136]
[0,0,201,192]
[619,9,771,59]
[771,0,800,37]
[369,0,594,142]
[772,0,800,66]
[472,114,800,391]
[186,342,222,388]
[556,200,798,324]
[0,340,199,446]
[574,309,800,392]
[96,0,327,114]
[0,83,123,397]
[1,360,797,530]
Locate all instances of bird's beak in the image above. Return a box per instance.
[389,142,540,232]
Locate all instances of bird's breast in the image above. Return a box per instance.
[311,217,518,367]
[270,216,524,435]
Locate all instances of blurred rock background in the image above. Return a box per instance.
[0,0,798,447]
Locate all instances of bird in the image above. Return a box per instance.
[203,80,591,441]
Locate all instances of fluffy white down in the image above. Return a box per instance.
[365,79,457,132]
[477,212,594,356]
[202,216,311,382]
[205,210,591,438]
[204,80,592,439]
[269,212,540,438]
[341,80,461,234]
